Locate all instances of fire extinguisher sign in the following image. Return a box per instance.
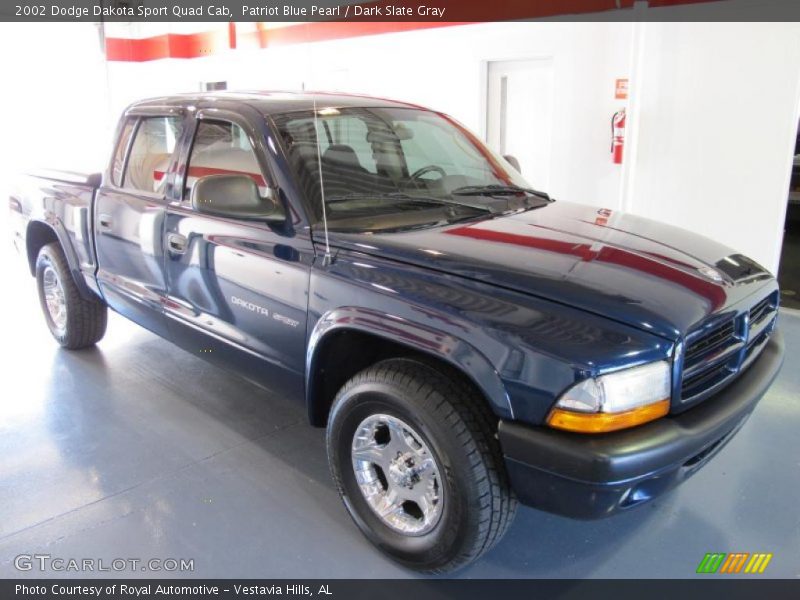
[615,78,629,100]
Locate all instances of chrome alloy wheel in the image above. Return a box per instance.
[42,265,67,333]
[351,414,444,535]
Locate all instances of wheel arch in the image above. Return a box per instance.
[26,219,95,301]
[305,306,513,427]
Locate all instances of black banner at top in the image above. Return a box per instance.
[1,0,800,22]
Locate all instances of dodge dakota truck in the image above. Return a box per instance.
[9,92,784,573]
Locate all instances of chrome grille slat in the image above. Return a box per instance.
[683,362,733,392]
[683,320,736,365]
[682,341,743,378]
[680,291,777,404]
[749,296,773,327]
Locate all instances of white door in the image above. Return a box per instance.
[487,58,554,190]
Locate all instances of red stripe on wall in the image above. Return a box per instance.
[228,22,237,49]
[240,21,469,50]
[106,29,231,62]
[104,0,725,62]
[105,22,468,61]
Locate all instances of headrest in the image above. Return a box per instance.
[322,144,363,170]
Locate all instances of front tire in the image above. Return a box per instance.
[36,242,107,349]
[326,358,517,573]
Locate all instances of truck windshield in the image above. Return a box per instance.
[272,107,546,232]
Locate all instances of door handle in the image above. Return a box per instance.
[98,213,113,230]
[167,233,188,254]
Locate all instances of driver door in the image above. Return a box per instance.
[163,109,313,398]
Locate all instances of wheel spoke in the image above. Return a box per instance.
[376,490,404,518]
[351,441,388,467]
[405,469,437,503]
[383,418,413,454]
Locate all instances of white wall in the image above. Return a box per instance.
[0,23,111,241]
[623,21,800,273]
[0,23,111,175]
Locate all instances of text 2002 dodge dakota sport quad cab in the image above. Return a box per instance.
[10,92,785,573]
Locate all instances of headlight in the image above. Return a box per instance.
[547,361,671,433]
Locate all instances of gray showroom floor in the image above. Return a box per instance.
[1,249,799,579]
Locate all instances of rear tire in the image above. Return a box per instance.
[36,242,107,349]
[326,358,517,573]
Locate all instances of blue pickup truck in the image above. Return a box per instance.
[10,92,784,572]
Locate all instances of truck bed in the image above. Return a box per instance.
[10,169,102,295]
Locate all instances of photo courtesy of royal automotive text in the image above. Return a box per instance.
[0,0,799,598]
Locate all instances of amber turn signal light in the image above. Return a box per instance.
[546,399,670,434]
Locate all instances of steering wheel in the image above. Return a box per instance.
[410,165,446,185]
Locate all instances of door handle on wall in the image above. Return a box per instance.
[98,214,113,230]
[167,233,188,254]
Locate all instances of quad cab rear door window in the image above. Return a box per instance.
[121,116,183,194]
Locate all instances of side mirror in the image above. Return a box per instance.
[503,155,521,173]
[191,174,285,222]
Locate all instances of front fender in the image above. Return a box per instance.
[307,250,672,427]
[306,306,515,420]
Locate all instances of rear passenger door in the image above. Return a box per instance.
[162,108,313,399]
[94,109,187,338]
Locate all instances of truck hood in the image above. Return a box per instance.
[329,202,773,340]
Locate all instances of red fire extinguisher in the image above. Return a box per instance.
[611,108,626,164]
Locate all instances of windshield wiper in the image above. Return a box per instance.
[326,192,493,213]
[451,184,551,202]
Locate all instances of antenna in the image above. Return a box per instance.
[312,96,333,266]
[304,20,332,267]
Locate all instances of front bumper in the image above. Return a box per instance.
[498,329,785,519]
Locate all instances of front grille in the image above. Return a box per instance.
[680,316,741,401]
[745,331,769,361]
[682,361,731,394]
[749,296,775,329]
[684,319,736,365]
[679,291,777,404]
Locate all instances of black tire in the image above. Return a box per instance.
[36,242,107,349]
[326,358,517,573]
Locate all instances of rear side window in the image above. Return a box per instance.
[111,118,136,187]
[123,116,183,193]
[184,120,267,200]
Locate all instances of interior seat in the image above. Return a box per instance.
[321,144,389,197]
[125,152,170,193]
[322,144,369,173]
